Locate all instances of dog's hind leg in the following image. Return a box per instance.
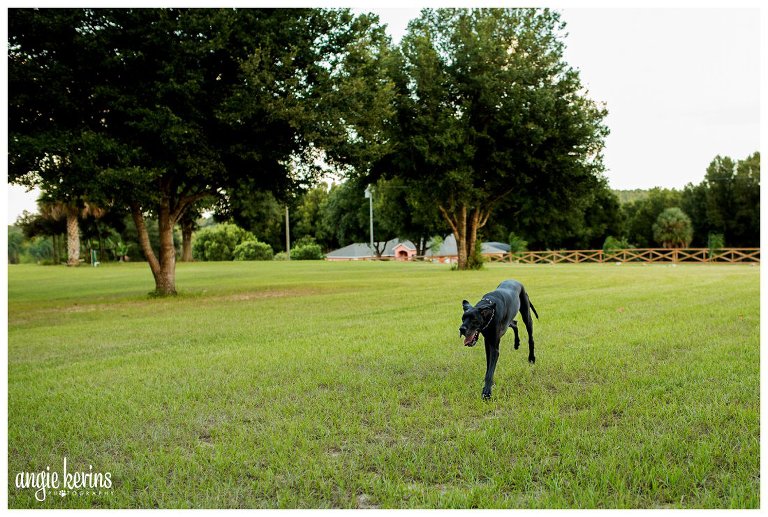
[510,320,520,349]
[519,294,535,364]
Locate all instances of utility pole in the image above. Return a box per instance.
[364,186,374,251]
[285,205,290,259]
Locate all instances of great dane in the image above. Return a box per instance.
[459,279,539,400]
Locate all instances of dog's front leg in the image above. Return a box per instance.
[482,334,500,400]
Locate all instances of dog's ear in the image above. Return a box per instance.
[462,300,472,312]
[480,300,496,319]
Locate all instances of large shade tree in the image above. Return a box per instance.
[374,8,608,269]
[9,8,393,294]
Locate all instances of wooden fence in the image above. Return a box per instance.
[484,248,760,264]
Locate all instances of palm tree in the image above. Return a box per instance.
[39,199,105,266]
[653,207,693,248]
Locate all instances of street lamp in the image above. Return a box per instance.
[364,185,373,250]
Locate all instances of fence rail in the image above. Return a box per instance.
[485,248,760,264]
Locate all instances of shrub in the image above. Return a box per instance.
[192,223,255,261]
[653,207,693,248]
[508,232,528,253]
[428,235,444,255]
[603,235,631,255]
[291,243,324,260]
[294,235,318,248]
[233,240,273,261]
[707,232,725,252]
[466,244,485,270]
[273,251,290,261]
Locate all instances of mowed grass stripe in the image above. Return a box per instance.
[7,262,758,508]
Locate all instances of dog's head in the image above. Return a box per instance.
[459,299,496,347]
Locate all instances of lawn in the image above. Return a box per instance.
[7,260,760,508]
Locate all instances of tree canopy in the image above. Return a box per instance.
[9,8,394,293]
[374,8,609,268]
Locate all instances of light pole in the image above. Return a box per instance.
[364,185,374,250]
[285,205,290,260]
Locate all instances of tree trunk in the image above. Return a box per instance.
[180,219,194,262]
[467,208,480,261]
[66,210,80,267]
[52,234,59,264]
[439,204,492,270]
[440,204,468,269]
[131,202,178,296]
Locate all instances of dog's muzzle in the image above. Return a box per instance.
[461,329,480,347]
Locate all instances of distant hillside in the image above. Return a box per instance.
[612,189,650,204]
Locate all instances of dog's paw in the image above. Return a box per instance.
[514,342,520,350]
[481,390,492,400]
[528,356,536,364]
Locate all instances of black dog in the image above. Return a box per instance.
[459,280,539,400]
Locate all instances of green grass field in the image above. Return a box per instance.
[7,261,760,508]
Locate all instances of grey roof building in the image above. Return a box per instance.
[424,235,508,257]
[326,235,507,260]
[325,238,416,260]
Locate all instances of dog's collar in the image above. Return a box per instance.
[479,298,495,331]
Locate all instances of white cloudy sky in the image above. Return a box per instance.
[5,5,761,223]
[368,6,760,188]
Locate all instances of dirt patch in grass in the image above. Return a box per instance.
[211,288,322,302]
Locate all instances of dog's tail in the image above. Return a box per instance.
[530,300,539,320]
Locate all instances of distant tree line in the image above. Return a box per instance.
[10,150,759,265]
[612,152,759,249]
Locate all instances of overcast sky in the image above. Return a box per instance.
[368,7,760,190]
[5,6,761,223]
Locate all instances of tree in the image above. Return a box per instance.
[653,207,693,248]
[375,8,608,269]
[9,8,393,294]
[292,186,334,251]
[321,180,377,249]
[8,226,25,264]
[621,188,682,247]
[704,155,736,241]
[731,152,760,247]
[8,10,112,267]
[192,223,255,262]
[681,181,710,247]
[370,178,448,255]
[680,152,759,248]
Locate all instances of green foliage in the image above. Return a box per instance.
[612,189,650,204]
[321,180,372,247]
[707,233,725,258]
[603,235,631,252]
[621,188,683,248]
[273,251,290,261]
[508,232,528,254]
[466,245,485,270]
[192,223,255,262]
[219,190,286,253]
[653,207,693,248]
[294,235,318,248]
[8,226,25,264]
[380,8,608,267]
[603,235,631,260]
[292,186,334,250]
[291,243,324,260]
[428,235,444,255]
[233,240,273,261]
[26,236,55,263]
[9,8,394,293]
